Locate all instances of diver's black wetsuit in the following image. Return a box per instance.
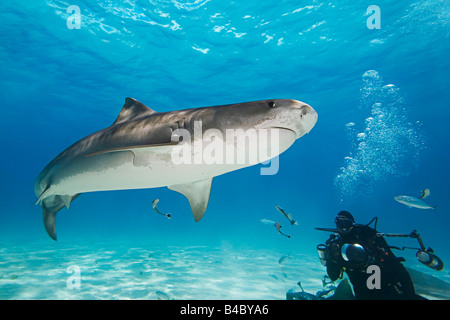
[324,224,423,300]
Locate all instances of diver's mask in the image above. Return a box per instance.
[335,216,354,234]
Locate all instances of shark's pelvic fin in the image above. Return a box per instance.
[61,194,80,210]
[41,194,80,241]
[168,178,213,222]
[112,97,157,125]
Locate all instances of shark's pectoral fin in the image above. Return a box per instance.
[85,142,178,164]
[168,178,213,222]
[130,144,177,167]
[41,194,80,241]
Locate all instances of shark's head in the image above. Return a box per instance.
[207,99,317,160]
[255,99,318,139]
[213,99,317,138]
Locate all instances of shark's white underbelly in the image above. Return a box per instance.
[49,129,296,196]
[54,154,250,196]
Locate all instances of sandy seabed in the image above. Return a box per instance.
[0,240,325,300]
[1,238,449,300]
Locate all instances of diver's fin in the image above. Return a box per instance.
[420,188,431,199]
[168,178,213,222]
[112,97,156,125]
[327,279,354,300]
[41,194,80,241]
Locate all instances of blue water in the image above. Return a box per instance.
[1,0,449,299]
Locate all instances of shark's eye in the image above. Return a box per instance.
[268,101,276,108]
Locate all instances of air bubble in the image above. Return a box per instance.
[362,70,381,82]
[365,117,374,124]
[335,70,425,202]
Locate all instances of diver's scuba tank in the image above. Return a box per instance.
[317,244,328,266]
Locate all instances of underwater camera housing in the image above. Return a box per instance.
[315,217,444,271]
[384,229,444,271]
[340,243,368,265]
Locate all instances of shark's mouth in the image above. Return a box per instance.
[267,126,303,139]
[254,119,299,137]
[269,126,297,134]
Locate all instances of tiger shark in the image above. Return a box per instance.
[35,98,317,240]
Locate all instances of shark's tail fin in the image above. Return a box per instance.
[40,194,80,241]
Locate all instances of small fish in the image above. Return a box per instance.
[260,218,276,225]
[152,199,171,219]
[275,222,290,238]
[278,254,291,264]
[275,205,298,226]
[269,273,279,280]
[394,189,435,210]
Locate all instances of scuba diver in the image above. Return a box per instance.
[317,211,426,300]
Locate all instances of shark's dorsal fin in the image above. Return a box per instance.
[168,178,213,222]
[112,98,156,125]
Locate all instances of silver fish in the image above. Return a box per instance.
[275,205,298,225]
[260,218,276,225]
[394,189,435,210]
